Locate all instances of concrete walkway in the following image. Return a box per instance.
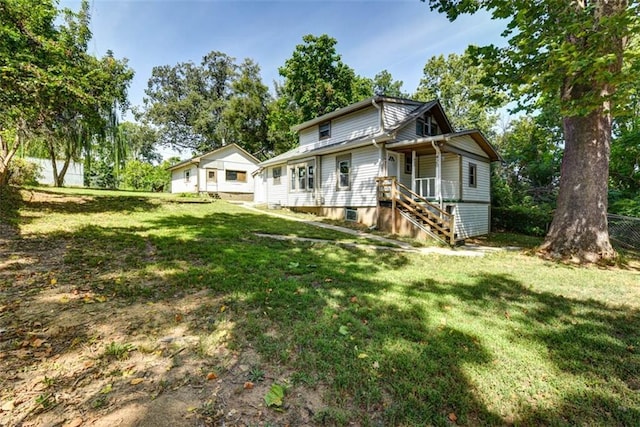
[240,204,517,257]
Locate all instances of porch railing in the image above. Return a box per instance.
[414,177,459,200]
[377,177,457,246]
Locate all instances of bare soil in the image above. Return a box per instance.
[0,194,323,427]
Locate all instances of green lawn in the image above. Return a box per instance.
[1,187,639,426]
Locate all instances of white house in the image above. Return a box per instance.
[168,143,259,198]
[254,96,501,245]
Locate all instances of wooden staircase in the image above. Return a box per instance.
[376,177,460,246]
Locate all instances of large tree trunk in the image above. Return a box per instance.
[539,107,616,262]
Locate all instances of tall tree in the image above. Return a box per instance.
[372,70,407,97]
[223,59,272,158]
[142,51,236,153]
[278,34,373,122]
[414,52,500,137]
[425,0,640,262]
[0,0,58,187]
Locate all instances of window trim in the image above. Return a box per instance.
[184,169,191,182]
[272,166,282,185]
[336,153,351,191]
[468,162,477,188]
[289,160,315,192]
[206,169,217,183]
[319,121,331,140]
[225,169,247,183]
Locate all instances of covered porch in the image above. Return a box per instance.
[384,138,460,205]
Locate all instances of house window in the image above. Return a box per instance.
[226,170,247,182]
[272,166,282,185]
[289,160,315,192]
[337,154,351,190]
[405,153,412,174]
[319,121,331,139]
[416,116,439,137]
[206,169,217,183]
[345,207,357,222]
[468,163,477,188]
[184,170,191,182]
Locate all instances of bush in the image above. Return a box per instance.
[120,160,170,192]
[8,158,42,186]
[492,205,553,237]
[609,193,640,217]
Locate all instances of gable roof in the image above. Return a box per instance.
[292,96,423,132]
[167,143,260,171]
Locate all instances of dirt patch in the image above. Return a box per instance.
[0,192,327,426]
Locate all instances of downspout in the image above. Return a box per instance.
[431,141,442,209]
[371,98,384,229]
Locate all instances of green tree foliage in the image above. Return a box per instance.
[278,34,373,122]
[143,52,234,152]
[425,0,640,262]
[270,34,373,152]
[223,59,272,158]
[120,159,170,192]
[414,52,500,137]
[0,0,59,186]
[371,70,407,98]
[117,122,161,164]
[0,0,133,188]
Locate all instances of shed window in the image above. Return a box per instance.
[272,167,282,185]
[319,121,331,139]
[184,170,191,182]
[336,154,351,190]
[468,163,477,188]
[226,170,247,182]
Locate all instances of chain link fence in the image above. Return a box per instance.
[608,213,640,251]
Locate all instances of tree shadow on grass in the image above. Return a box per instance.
[405,273,640,425]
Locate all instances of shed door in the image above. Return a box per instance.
[206,169,218,191]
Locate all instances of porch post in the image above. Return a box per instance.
[411,150,416,195]
[391,177,397,235]
[435,144,442,209]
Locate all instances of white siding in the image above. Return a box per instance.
[254,170,267,204]
[461,157,490,202]
[319,145,380,208]
[171,165,199,193]
[454,203,490,239]
[265,164,288,206]
[448,135,487,157]
[299,107,380,148]
[383,102,415,128]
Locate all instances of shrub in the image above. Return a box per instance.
[492,205,553,237]
[8,158,42,186]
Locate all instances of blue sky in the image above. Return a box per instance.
[60,0,507,109]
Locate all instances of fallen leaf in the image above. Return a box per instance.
[175,313,183,322]
[264,383,285,408]
[130,378,144,385]
[350,296,358,303]
[95,296,108,303]
[372,361,380,369]
[220,305,227,313]
[31,338,45,348]
[338,325,349,336]
[207,372,217,380]
[244,381,254,390]
[357,353,368,359]
[1,400,15,412]
[50,278,57,285]
[100,384,112,394]
[448,412,458,422]
[324,278,333,283]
